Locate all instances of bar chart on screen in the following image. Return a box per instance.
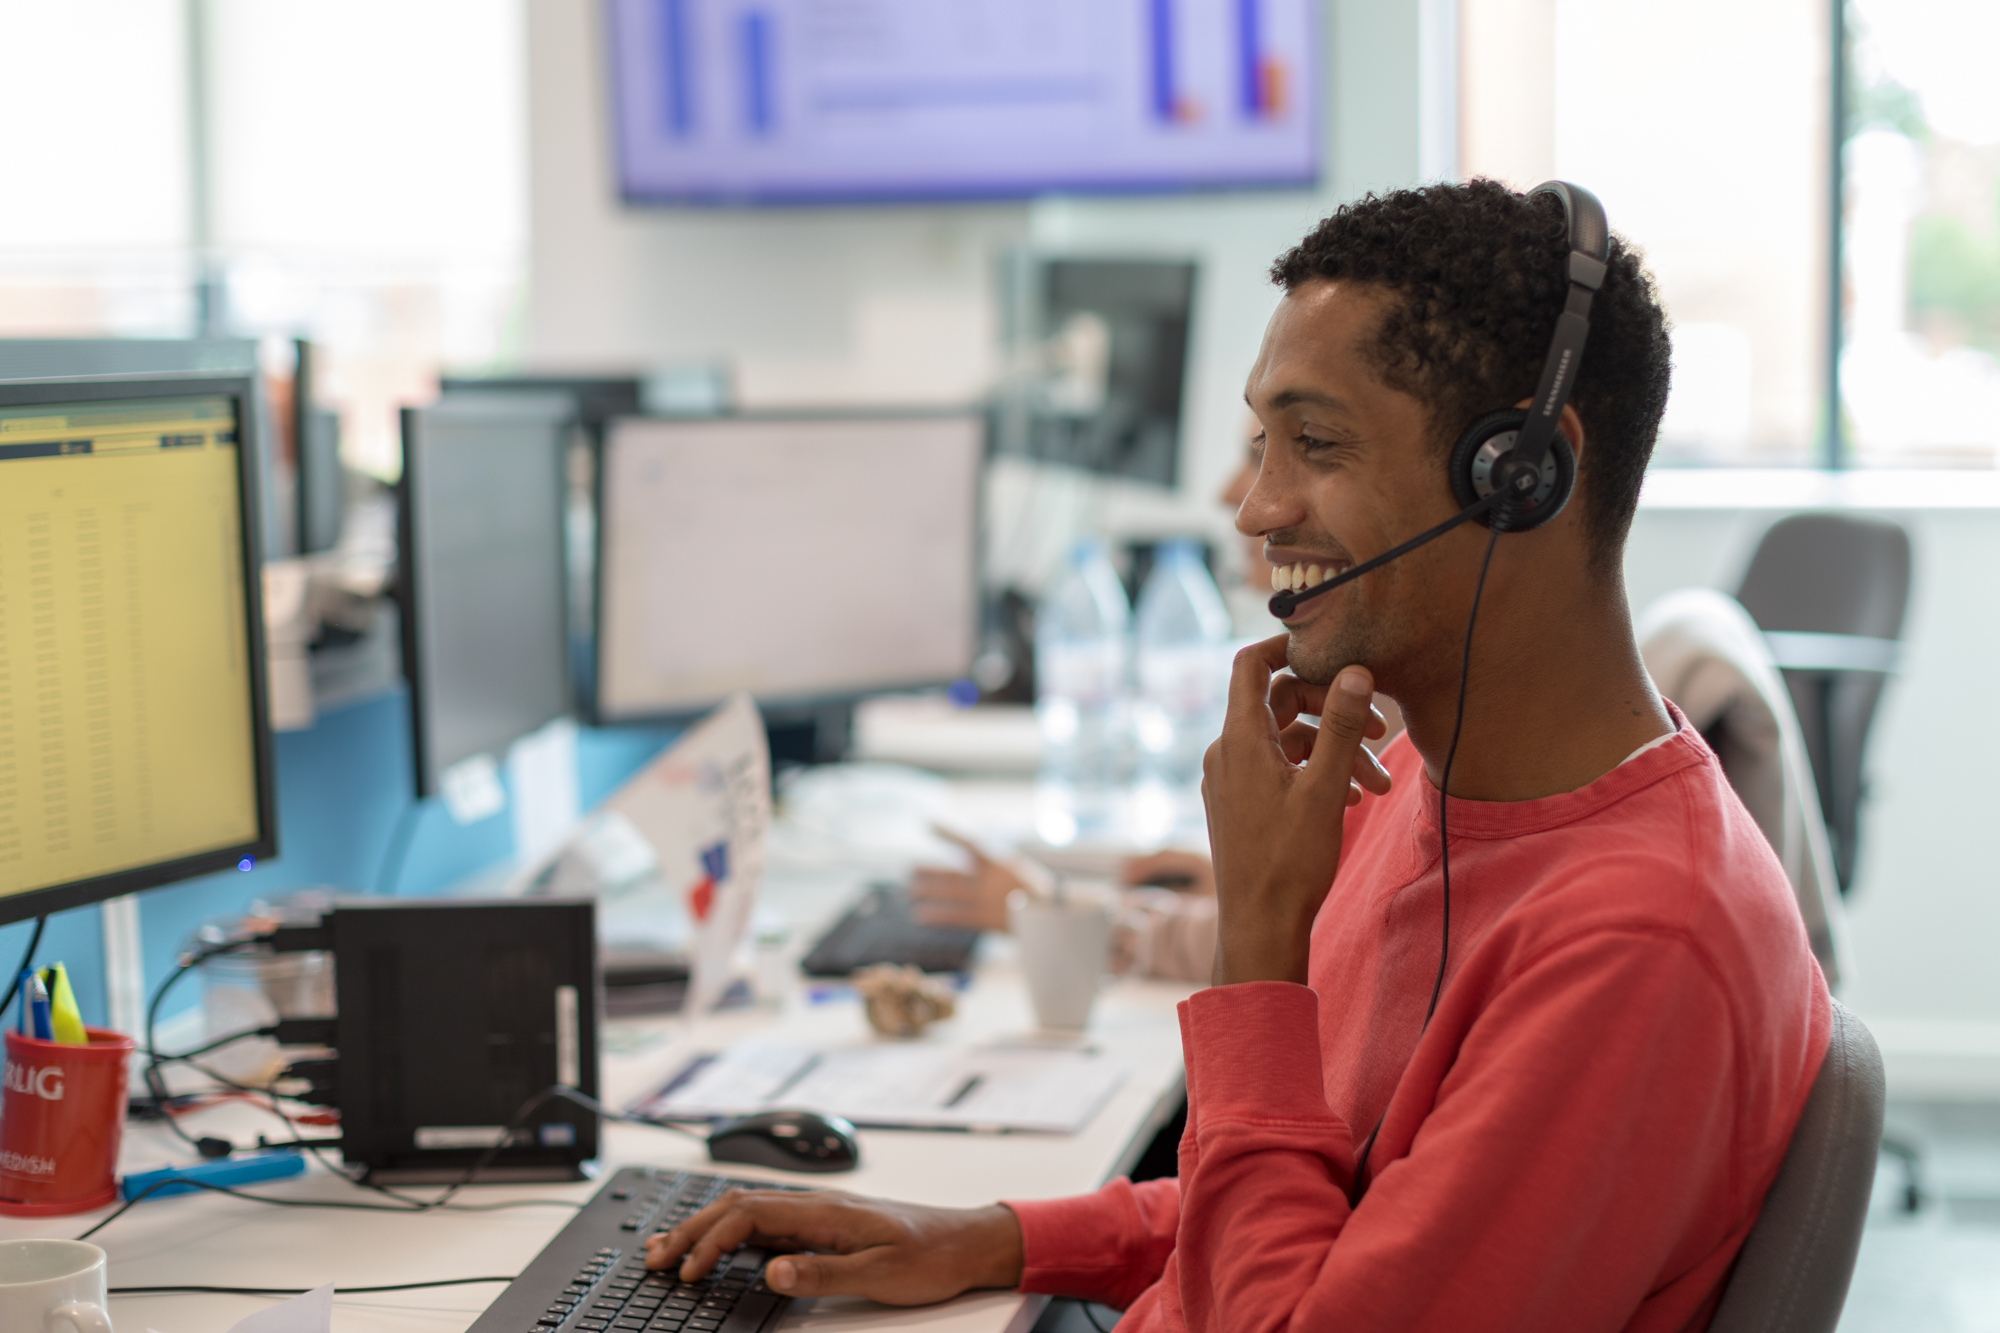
[606,0,1319,203]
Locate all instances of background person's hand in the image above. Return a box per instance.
[907,827,1023,930]
[1202,634,1390,985]
[1120,848,1216,895]
[645,1187,1024,1306]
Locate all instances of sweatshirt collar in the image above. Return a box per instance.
[1408,700,1705,841]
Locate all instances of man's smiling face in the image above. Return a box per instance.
[1236,279,1479,690]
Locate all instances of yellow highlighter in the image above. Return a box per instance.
[40,964,87,1044]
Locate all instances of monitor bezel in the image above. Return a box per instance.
[0,372,279,927]
[583,408,987,730]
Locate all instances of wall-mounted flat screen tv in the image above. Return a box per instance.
[605,0,1320,205]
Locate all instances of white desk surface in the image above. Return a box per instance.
[2,775,1195,1333]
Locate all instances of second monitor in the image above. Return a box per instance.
[593,413,983,724]
[399,394,575,798]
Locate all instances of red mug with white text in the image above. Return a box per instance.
[0,1028,135,1216]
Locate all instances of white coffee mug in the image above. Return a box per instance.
[0,1239,114,1332]
[1010,891,1113,1031]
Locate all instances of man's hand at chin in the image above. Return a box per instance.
[1202,634,1392,986]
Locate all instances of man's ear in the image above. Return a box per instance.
[1555,403,1587,471]
[1509,398,1588,471]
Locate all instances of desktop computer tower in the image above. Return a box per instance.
[283,898,601,1182]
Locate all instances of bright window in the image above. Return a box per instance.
[0,0,528,477]
[0,1,192,335]
[1463,0,1831,467]
[1841,0,2000,466]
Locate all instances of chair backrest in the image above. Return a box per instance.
[1637,588,1846,986]
[1736,514,1912,892]
[1707,1000,1884,1333]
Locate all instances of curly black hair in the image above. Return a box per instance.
[1270,178,1672,568]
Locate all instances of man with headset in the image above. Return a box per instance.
[647,181,1832,1331]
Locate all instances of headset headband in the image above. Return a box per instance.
[1504,181,1610,486]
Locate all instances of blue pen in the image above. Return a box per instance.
[14,970,30,1035]
[26,973,52,1041]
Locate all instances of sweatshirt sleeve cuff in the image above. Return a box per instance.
[1004,1185,1147,1296]
[1181,981,1342,1124]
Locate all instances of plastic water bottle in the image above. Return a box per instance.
[1131,541,1231,840]
[1034,538,1131,845]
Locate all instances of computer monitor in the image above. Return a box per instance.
[592,413,983,724]
[0,339,287,556]
[604,0,1321,204]
[292,339,345,556]
[0,374,277,925]
[397,394,576,798]
[997,258,1196,487]
[438,376,643,438]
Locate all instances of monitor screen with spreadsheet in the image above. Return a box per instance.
[604,0,1320,205]
[0,376,275,923]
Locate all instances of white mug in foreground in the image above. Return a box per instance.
[0,1239,114,1332]
[1010,892,1113,1032]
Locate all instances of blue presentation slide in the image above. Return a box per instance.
[606,0,1319,204]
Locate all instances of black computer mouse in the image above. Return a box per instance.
[706,1110,860,1174]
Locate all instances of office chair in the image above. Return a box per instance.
[1638,588,1846,986]
[1734,514,1912,896]
[1707,1000,1884,1333]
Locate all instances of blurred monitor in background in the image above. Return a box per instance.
[995,258,1196,489]
[397,394,575,799]
[292,339,346,556]
[592,413,983,746]
[439,375,644,439]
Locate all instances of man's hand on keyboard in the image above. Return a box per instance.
[645,1188,1024,1306]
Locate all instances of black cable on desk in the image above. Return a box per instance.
[75,1175,582,1243]
[145,1024,280,1064]
[142,937,258,1157]
[109,1275,516,1297]
[88,1080,692,1241]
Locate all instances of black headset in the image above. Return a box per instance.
[1267,180,1610,620]
[1257,182,1611,1204]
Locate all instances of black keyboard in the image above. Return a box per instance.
[799,884,980,977]
[468,1167,793,1333]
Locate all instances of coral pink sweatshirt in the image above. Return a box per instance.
[1007,709,1831,1332]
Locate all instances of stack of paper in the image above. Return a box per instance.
[634,1041,1128,1135]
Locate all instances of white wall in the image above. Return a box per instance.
[1628,473,2000,1099]
[524,0,1440,589]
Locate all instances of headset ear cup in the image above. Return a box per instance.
[1449,410,1529,513]
[1507,431,1576,532]
[1447,408,1577,532]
